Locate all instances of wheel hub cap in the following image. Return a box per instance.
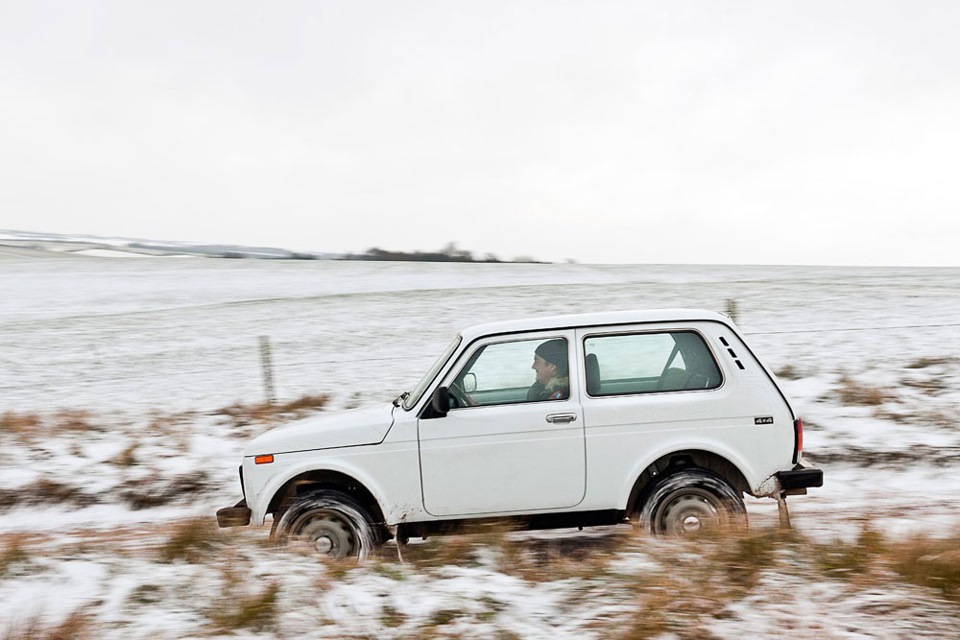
[314,536,334,554]
[682,515,702,533]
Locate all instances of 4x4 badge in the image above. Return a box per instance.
[755,416,774,425]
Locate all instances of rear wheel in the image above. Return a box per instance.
[637,469,747,536]
[271,490,379,560]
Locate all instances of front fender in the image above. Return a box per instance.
[245,453,391,526]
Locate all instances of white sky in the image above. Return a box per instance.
[2,1,959,265]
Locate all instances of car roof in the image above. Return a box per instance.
[459,308,733,342]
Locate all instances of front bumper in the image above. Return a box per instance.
[776,464,824,495]
[217,499,252,528]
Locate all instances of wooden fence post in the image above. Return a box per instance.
[259,335,276,406]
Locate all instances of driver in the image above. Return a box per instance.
[527,339,569,401]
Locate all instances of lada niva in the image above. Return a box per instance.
[218,309,822,559]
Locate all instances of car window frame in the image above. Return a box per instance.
[580,328,724,398]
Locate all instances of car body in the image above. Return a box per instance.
[218,308,822,557]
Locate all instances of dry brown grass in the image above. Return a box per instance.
[109,442,139,467]
[2,520,958,638]
[0,535,29,577]
[389,523,960,635]
[713,528,797,588]
[775,364,805,380]
[901,377,949,396]
[1,609,93,640]
[0,412,43,435]
[888,533,960,599]
[399,524,797,595]
[0,479,99,512]
[397,521,563,577]
[906,356,956,369]
[810,525,960,599]
[617,579,727,640]
[814,524,888,582]
[273,393,332,414]
[208,582,280,632]
[390,525,960,637]
[615,529,801,637]
[52,410,99,432]
[837,375,891,406]
[0,410,102,443]
[214,393,331,426]
[118,471,211,510]
[158,517,221,563]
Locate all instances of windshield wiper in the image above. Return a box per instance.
[393,391,410,407]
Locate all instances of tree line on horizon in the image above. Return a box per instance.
[340,242,546,264]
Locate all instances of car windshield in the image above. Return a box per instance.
[402,335,462,410]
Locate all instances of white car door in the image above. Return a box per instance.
[418,332,586,517]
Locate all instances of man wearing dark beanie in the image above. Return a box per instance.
[528,338,570,401]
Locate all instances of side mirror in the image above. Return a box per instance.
[430,386,450,417]
[463,373,477,394]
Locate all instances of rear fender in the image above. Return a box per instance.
[619,440,759,510]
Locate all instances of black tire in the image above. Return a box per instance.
[270,489,380,560]
[637,469,747,536]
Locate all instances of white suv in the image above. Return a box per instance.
[218,309,822,559]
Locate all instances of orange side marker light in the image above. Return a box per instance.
[255,454,274,465]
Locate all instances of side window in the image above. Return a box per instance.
[583,331,721,397]
[450,337,569,408]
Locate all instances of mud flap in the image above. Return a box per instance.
[776,493,791,530]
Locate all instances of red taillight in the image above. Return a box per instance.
[793,418,804,463]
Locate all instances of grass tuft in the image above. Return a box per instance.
[0,535,30,577]
[889,534,960,599]
[837,374,890,406]
[775,364,804,380]
[0,412,43,435]
[119,472,211,510]
[0,410,102,443]
[715,528,792,589]
[0,479,99,513]
[53,410,100,432]
[110,442,139,467]
[214,393,331,426]
[209,582,281,632]
[906,356,955,369]
[380,605,407,628]
[815,524,887,579]
[1,609,93,640]
[158,517,220,563]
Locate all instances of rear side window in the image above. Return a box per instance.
[583,331,721,397]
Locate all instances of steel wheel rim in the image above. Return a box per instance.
[290,509,358,560]
[655,489,724,535]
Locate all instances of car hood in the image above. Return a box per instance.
[243,403,395,457]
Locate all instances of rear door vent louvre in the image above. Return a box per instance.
[722,342,744,370]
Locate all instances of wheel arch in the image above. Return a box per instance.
[267,469,386,525]
[624,449,751,517]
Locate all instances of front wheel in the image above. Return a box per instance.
[637,469,747,536]
[271,490,380,560]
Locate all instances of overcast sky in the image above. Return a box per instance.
[2,1,959,265]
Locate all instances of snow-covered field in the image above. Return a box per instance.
[1,256,959,638]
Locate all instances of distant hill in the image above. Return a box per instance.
[0,229,340,260]
[0,230,545,263]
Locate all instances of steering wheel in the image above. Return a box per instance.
[448,384,474,408]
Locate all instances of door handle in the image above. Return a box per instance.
[545,413,578,424]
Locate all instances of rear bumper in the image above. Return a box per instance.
[217,499,252,528]
[776,464,823,494]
